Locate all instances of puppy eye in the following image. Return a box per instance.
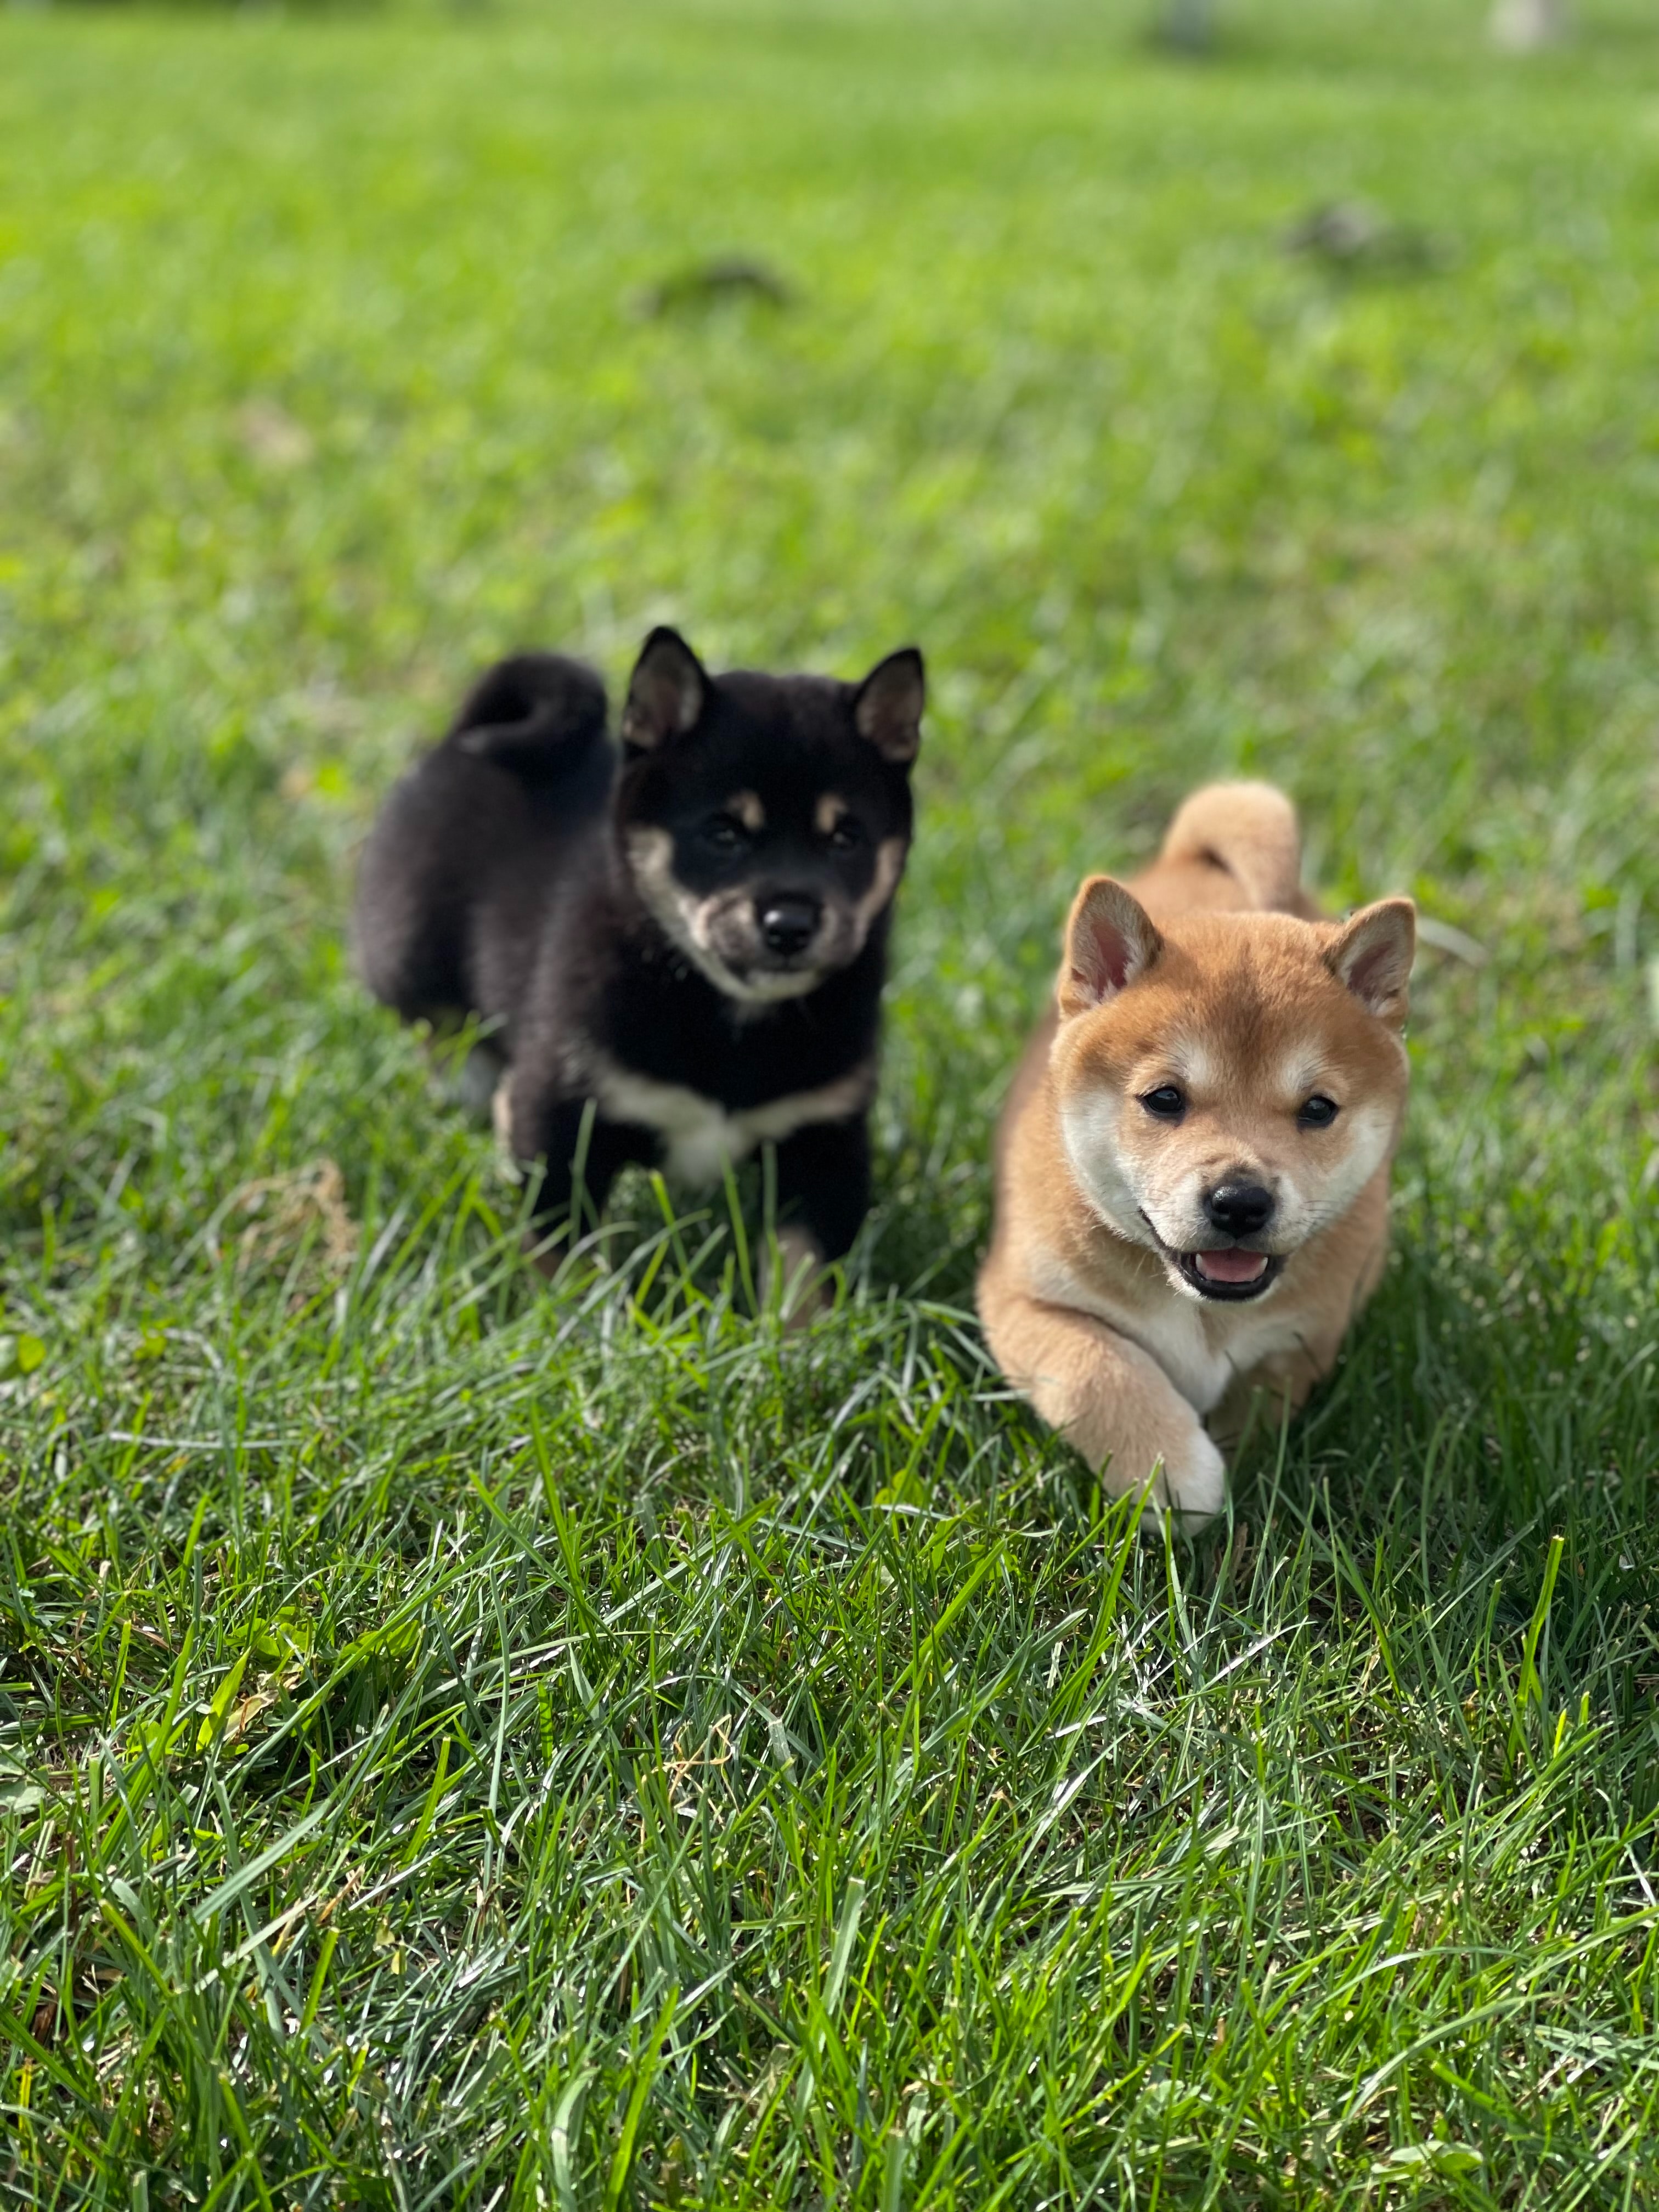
[827,818,865,852]
[1298,1094,1340,1129]
[1140,1085,1186,1121]
[704,814,747,850]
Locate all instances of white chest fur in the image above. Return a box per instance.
[589,1055,872,1186]
[1028,1245,1299,1416]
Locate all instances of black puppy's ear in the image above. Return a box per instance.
[621,627,708,750]
[853,647,925,766]
[453,654,607,771]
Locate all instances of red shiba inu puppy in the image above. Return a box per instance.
[978,783,1414,1520]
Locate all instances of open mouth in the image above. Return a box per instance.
[1171,1246,1284,1302]
[1137,1226,1283,1304]
[1141,1210,1284,1301]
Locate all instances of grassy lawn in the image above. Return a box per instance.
[3,0,1658,2202]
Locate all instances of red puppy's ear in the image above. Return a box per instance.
[621,627,708,750]
[1058,876,1163,1018]
[1325,898,1415,1028]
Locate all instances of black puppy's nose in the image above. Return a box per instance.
[759,895,821,957]
[1204,1182,1275,1237]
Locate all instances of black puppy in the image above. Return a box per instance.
[355,627,924,1293]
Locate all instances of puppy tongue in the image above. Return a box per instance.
[1194,1249,1269,1285]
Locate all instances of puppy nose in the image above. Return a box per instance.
[758,895,820,956]
[1204,1182,1275,1237]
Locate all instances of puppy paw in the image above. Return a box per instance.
[1152,1428,1227,1525]
[761,1226,828,1330]
[490,1075,522,1181]
[421,1031,509,1127]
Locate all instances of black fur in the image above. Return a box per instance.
[354,629,923,1264]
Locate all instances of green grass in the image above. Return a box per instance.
[3,0,1659,2203]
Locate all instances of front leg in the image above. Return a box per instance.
[770,1114,871,1263]
[760,1114,871,1319]
[977,1270,1224,1521]
[505,1080,653,1245]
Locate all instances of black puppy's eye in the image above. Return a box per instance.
[1141,1085,1186,1121]
[827,818,865,852]
[1298,1094,1340,1130]
[704,813,747,850]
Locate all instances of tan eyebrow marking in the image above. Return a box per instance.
[729,791,764,832]
[815,793,849,836]
[1275,1049,1329,1099]
[1170,1040,1217,1093]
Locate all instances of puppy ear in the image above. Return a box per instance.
[1058,876,1162,1018]
[622,627,708,751]
[1325,898,1415,1027]
[853,647,925,765]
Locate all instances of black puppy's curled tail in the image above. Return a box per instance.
[353,651,610,1023]
[448,653,608,778]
